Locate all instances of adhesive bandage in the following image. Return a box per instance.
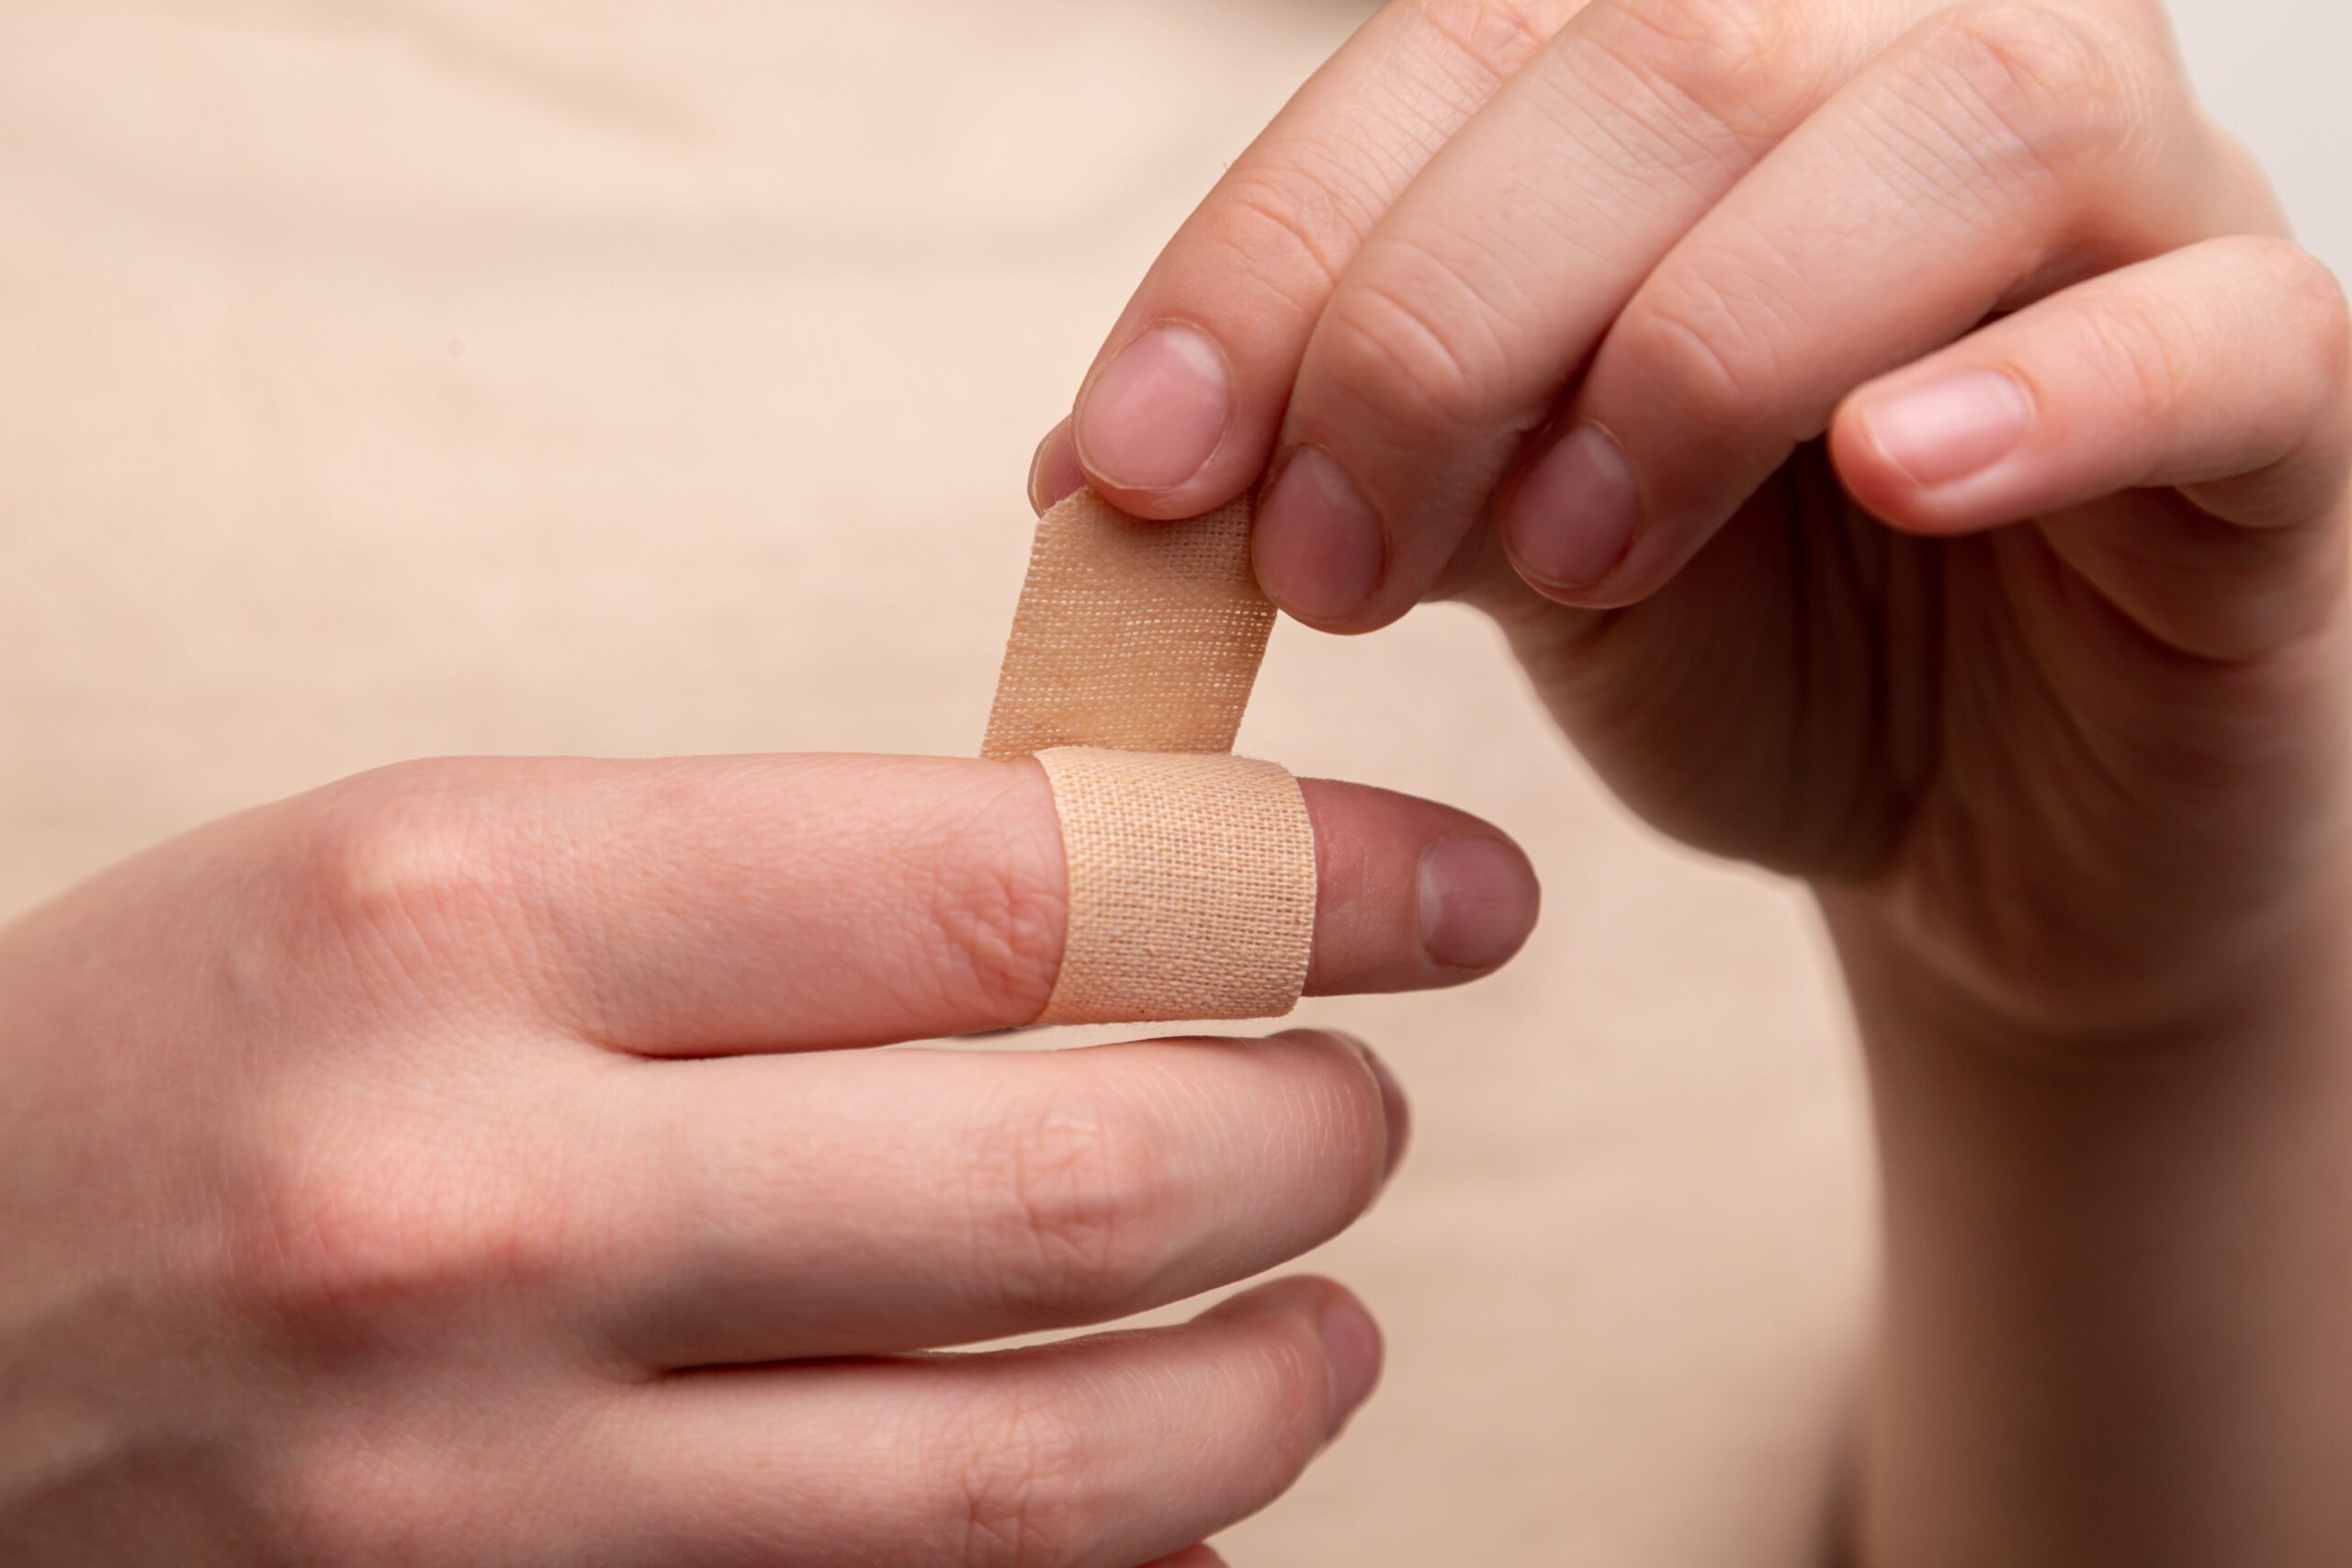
[981,489,1317,1024]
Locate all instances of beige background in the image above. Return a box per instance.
[1,2,2340,1562]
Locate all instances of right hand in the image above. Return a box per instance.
[0,751,1537,1566]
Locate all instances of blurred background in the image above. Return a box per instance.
[1,2,2341,1562]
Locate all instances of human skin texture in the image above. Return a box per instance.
[0,753,1538,1564]
[1032,1,2352,1562]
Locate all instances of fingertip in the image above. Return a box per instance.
[1499,421,1645,605]
[1828,369,2042,538]
[1269,1026,1410,1184]
[1298,778,1541,994]
[1207,1275,1384,1437]
[1028,416,1086,515]
[1825,404,1931,533]
[1043,403,1267,525]
[1501,554,1654,610]
[1206,1271,1355,1322]
[1417,834,1541,972]
[1084,456,1272,525]
[1361,1042,1411,1182]
[1496,506,1663,611]
[1313,1287,1384,1435]
[1141,1549,1231,1568]
[1252,445,1390,627]
[1073,321,1246,514]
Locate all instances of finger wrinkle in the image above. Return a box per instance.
[1404,0,1566,91]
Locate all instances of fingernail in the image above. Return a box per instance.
[1027,417,1083,515]
[1504,423,1641,590]
[1363,1045,1411,1182]
[1252,446,1385,623]
[1075,322,1233,491]
[1859,368,2032,489]
[1151,1551,1227,1568]
[1417,837,1540,971]
[1317,1292,1384,1436]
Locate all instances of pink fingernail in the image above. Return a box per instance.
[1317,1292,1384,1436]
[1251,446,1385,623]
[1416,836,1540,971]
[1504,423,1642,590]
[1860,368,2032,489]
[1027,418,1083,514]
[1074,323,1233,491]
[1363,1045,1411,1183]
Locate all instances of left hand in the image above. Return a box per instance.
[1031,0,2352,1049]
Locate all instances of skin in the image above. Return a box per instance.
[1034,0,2352,1562]
[0,753,1539,1563]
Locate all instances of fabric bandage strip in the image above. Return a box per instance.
[978,488,1318,1025]
[1029,747,1315,1026]
[981,490,1272,761]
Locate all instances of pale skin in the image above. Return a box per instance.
[10,1,2352,1565]
[0,755,1541,1563]
[1030,0,2352,1562]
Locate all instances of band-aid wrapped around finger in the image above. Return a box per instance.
[981,487,1316,1024]
[1031,747,1316,1026]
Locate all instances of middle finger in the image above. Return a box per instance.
[589,1028,1403,1369]
[1504,1,2261,606]
[1252,0,1937,629]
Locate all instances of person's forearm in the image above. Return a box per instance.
[1824,887,2352,1568]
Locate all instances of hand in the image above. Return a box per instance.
[1033,0,2352,1048]
[0,753,1537,1565]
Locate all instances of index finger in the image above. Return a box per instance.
[1057,0,1574,519]
[283,753,1539,1055]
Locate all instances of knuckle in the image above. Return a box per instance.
[1584,0,1822,150]
[279,763,524,967]
[1315,266,1505,440]
[925,1390,1091,1568]
[2075,288,2199,428]
[1612,266,1781,435]
[1907,2,2161,181]
[1204,160,1372,311]
[974,1079,1172,1322]
[1405,0,1567,83]
[215,1123,571,1360]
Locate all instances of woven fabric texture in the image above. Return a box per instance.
[980,489,1272,759]
[979,487,1316,1024]
[1031,746,1315,1025]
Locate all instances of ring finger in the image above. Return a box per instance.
[1500,0,2273,607]
[1247,0,1936,630]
